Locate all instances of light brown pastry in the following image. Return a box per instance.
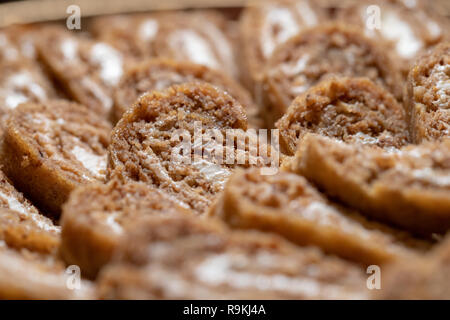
[0,62,56,120]
[113,58,261,127]
[0,28,31,63]
[37,26,125,117]
[90,11,238,81]
[0,30,56,130]
[261,23,403,126]
[210,168,428,265]
[0,246,94,299]
[0,168,89,299]
[0,207,59,254]
[337,0,449,77]
[109,82,274,214]
[153,11,239,80]
[276,77,408,155]
[239,0,329,91]
[0,169,59,253]
[97,215,367,299]
[0,24,48,62]
[60,179,193,278]
[287,133,450,235]
[405,42,449,143]
[0,167,59,251]
[89,13,162,60]
[377,234,450,299]
[1,100,111,216]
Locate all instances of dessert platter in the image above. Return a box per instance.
[0,0,448,299]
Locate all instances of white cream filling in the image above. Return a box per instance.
[195,253,364,299]
[70,143,107,180]
[60,38,78,61]
[279,54,309,76]
[191,158,231,189]
[90,43,123,87]
[0,191,59,232]
[261,6,300,59]
[0,34,19,61]
[32,114,107,181]
[410,168,450,187]
[4,92,27,109]
[139,19,159,41]
[202,21,236,76]
[379,11,422,59]
[298,201,372,239]
[104,211,123,234]
[1,71,47,109]
[400,0,417,8]
[0,191,29,216]
[425,18,442,39]
[168,29,220,70]
[151,70,185,91]
[295,1,318,27]
[81,77,113,111]
[20,38,36,59]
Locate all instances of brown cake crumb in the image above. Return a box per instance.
[153,11,239,80]
[287,133,450,235]
[0,31,56,130]
[276,77,408,155]
[109,82,273,214]
[210,168,429,265]
[0,168,60,253]
[0,247,93,299]
[239,0,329,90]
[113,58,261,127]
[261,23,403,126]
[0,167,59,254]
[60,179,193,278]
[337,0,450,77]
[0,207,59,254]
[0,62,56,119]
[0,24,47,62]
[1,100,111,216]
[89,13,162,60]
[97,215,367,299]
[90,11,238,80]
[377,235,450,299]
[37,26,125,117]
[406,42,450,143]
